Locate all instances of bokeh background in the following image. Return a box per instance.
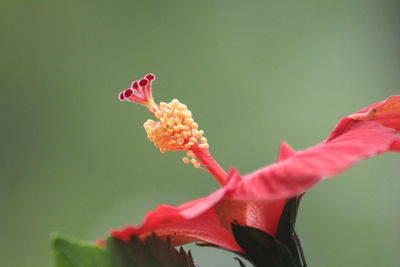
[1,0,399,266]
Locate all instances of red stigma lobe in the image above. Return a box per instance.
[119,92,125,101]
[146,73,155,81]
[124,89,134,98]
[139,78,149,87]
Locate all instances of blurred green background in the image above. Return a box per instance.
[1,0,399,266]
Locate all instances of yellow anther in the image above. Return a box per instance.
[178,104,187,110]
[171,99,179,107]
[177,138,184,145]
[168,140,176,145]
[154,111,162,119]
[199,143,209,149]
[191,123,198,129]
[144,119,155,126]
[186,150,195,158]
[195,131,203,139]
[182,157,190,164]
[200,137,207,144]
[160,102,168,108]
[184,118,194,126]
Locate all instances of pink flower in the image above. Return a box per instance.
[110,74,399,252]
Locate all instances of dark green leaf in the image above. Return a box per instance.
[276,196,307,267]
[232,224,296,267]
[108,234,196,267]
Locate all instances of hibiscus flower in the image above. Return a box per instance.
[111,73,399,253]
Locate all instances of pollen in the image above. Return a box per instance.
[143,98,209,168]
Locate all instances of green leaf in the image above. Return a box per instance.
[51,232,109,267]
[51,232,195,267]
[232,224,296,267]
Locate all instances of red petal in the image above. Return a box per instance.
[390,138,400,152]
[328,96,400,141]
[277,142,297,161]
[231,121,398,201]
[111,170,243,251]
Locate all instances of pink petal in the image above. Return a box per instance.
[230,121,398,201]
[111,170,243,251]
[278,141,297,161]
[328,96,400,141]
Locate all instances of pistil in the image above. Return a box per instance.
[119,73,229,185]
